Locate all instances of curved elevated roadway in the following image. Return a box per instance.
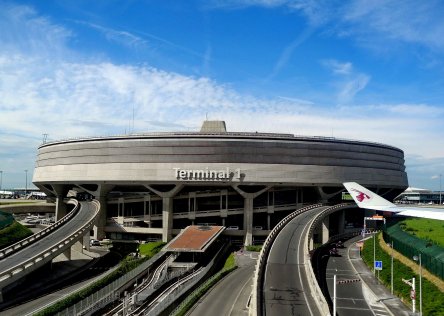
[263,206,328,316]
[0,200,100,294]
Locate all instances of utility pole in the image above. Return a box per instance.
[333,274,337,316]
[0,170,3,190]
[391,241,394,294]
[25,169,28,197]
[440,174,442,205]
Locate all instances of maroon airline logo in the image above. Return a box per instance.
[351,189,371,202]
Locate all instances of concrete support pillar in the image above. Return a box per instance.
[338,210,345,234]
[59,248,71,261]
[144,195,152,227]
[93,195,107,240]
[162,197,173,242]
[309,234,314,251]
[55,196,67,221]
[243,197,254,246]
[322,216,330,244]
[145,184,183,243]
[232,185,271,247]
[72,240,83,253]
[83,234,91,251]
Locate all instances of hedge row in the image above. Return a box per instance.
[34,255,148,316]
[33,241,164,316]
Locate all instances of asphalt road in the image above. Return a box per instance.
[263,206,327,316]
[326,238,391,316]
[188,250,257,316]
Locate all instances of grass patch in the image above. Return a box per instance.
[246,245,262,252]
[139,241,165,257]
[362,233,444,315]
[0,221,33,249]
[400,218,444,247]
[223,252,236,270]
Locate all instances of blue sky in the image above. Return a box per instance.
[0,0,443,190]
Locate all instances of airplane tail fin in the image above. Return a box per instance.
[343,182,396,211]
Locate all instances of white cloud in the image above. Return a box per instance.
[0,1,443,190]
[74,21,148,49]
[210,0,444,53]
[338,74,370,103]
[0,3,72,58]
[322,59,353,75]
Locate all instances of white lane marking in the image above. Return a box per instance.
[296,212,315,316]
[228,271,254,316]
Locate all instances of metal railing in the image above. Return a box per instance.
[39,131,402,152]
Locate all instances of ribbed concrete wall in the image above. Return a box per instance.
[33,133,408,190]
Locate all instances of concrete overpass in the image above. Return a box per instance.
[0,200,100,302]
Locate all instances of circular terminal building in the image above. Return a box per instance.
[33,121,408,245]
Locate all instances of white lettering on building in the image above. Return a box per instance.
[173,167,241,181]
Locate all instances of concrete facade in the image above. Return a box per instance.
[32,122,408,245]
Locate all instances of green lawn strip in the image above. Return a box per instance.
[246,245,262,252]
[33,242,164,316]
[172,253,238,316]
[139,241,165,257]
[362,233,444,316]
[0,221,33,249]
[400,218,444,248]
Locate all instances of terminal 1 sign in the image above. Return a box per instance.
[173,167,241,181]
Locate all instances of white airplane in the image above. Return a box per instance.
[343,182,444,221]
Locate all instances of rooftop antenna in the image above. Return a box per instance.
[42,133,48,143]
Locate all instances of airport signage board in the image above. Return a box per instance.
[374,260,383,270]
[173,167,241,181]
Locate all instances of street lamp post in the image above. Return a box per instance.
[413,254,422,316]
[373,232,376,275]
[0,170,3,191]
[24,169,28,197]
[387,241,394,294]
[440,174,442,205]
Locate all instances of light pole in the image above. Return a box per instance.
[24,169,28,197]
[413,254,422,316]
[333,274,337,316]
[440,174,442,205]
[387,241,394,294]
[0,170,3,191]
[373,232,376,275]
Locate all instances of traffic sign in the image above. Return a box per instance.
[374,260,383,270]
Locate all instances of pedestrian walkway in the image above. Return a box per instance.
[348,236,413,316]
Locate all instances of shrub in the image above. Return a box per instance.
[246,245,262,252]
[0,221,33,249]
